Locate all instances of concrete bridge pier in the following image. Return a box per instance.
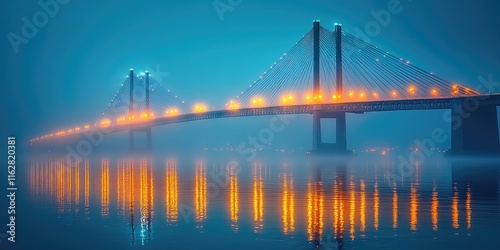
[450,100,500,155]
[129,127,152,152]
[312,110,348,153]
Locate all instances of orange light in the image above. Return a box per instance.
[166,108,179,116]
[194,104,208,113]
[373,92,378,98]
[308,93,323,103]
[84,125,90,129]
[281,95,294,105]
[100,119,111,127]
[251,97,264,107]
[431,89,438,96]
[359,93,365,98]
[349,91,354,98]
[228,100,239,110]
[140,113,154,119]
[392,91,397,97]
[408,86,415,95]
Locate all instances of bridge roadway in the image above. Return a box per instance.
[142,94,500,129]
[33,93,500,145]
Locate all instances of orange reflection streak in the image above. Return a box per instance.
[373,181,379,230]
[50,161,55,201]
[33,162,39,197]
[66,161,72,212]
[84,160,90,215]
[195,161,207,225]
[349,178,356,240]
[32,161,37,198]
[392,186,398,229]
[101,159,110,217]
[230,164,239,230]
[431,185,439,231]
[360,179,366,232]
[139,159,154,244]
[47,162,52,197]
[43,161,47,197]
[307,176,324,242]
[29,162,33,196]
[120,162,126,213]
[115,160,127,216]
[56,160,64,214]
[166,160,178,223]
[34,161,38,196]
[117,161,122,208]
[282,172,295,234]
[28,162,32,195]
[28,161,36,199]
[466,184,472,230]
[127,159,135,223]
[452,183,459,229]
[410,186,418,231]
[333,178,344,240]
[253,163,264,232]
[42,161,46,197]
[75,161,80,212]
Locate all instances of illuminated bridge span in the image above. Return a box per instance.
[32,21,500,154]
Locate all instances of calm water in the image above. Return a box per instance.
[13,154,500,249]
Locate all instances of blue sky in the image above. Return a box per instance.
[1,0,500,150]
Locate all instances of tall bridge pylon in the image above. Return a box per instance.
[312,20,348,153]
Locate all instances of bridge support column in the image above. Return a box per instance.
[312,111,348,152]
[451,101,500,155]
[311,21,349,154]
[128,68,153,152]
[129,127,152,151]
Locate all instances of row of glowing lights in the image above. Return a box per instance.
[31,106,199,141]
[231,85,461,109]
[31,85,472,141]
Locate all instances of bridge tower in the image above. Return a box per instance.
[129,69,153,151]
[450,99,500,155]
[312,21,348,153]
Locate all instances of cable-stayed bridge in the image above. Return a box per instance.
[31,21,500,154]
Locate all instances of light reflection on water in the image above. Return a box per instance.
[24,156,500,249]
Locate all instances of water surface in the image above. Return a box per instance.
[16,154,500,249]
